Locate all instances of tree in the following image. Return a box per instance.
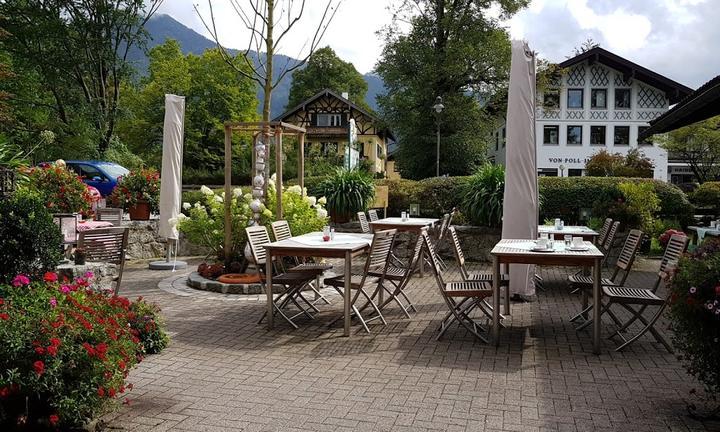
[0,20,12,126]
[571,38,599,56]
[657,115,720,183]
[0,0,161,155]
[585,149,654,178]
[117,40,258,171]
[286,46,368,109]
[376,0,528,179]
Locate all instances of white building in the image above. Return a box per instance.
[488,47,693,182]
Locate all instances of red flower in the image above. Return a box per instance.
[0,313,8,320]
[108,388,116,398]
[95,343,108,356]
[82,342,96,357]
[43,272,58,283]
[35,347,46,355]
[715,285,720,296]
[0,386,9,398]
[0,297,4,305]
[97,386,105,397]
[33,360,45,376]
[50,338,61,347]
[49,414,59,425]
[47,346,58,356]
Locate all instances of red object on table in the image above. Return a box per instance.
[76,220,114,232]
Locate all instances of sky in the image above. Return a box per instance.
[157,0,720,89]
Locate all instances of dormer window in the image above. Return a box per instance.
[317,114,342,127]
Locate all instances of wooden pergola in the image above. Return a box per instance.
[223,121,307,263]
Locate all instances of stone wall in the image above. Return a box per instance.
[124,220,210,260]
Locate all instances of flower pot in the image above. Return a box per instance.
[128,201,151,220]
[74,255,86,265]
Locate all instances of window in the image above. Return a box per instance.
[614,126,630,145]
[638,126,652,145]
[538,168,558,177]
[615,88,631,109]
[590,126,606,145]
[567,89,584,109]
[591,89,607,109]
[568,169,583,177]
[320,142,338,156]
[317,114,342,127]
[543,89,560,109]
[77,164,105,181]
[567,125,582,145]
[376,144,383,159]
[543,125,559,145]
[502,127,506,147]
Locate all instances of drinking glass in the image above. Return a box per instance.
[564,235,572,247]
[322,226,331,242]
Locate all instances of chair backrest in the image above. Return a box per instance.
[596,218,613,246]
[447,226,468,278]
[357,211,370,233]
[660,234,689,275]
[96,207,123,227]
[395,228,428,289]
[437,213,451,240]
[359,229,396,285]
[78,227,128,265]
[610,229,643,286]
[270,220,292,242]
[368,209,379,222]
[245,225,272,272]
[421,230,446,287]
[603,221,621,251]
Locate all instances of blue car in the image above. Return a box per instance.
[64,161,129,197]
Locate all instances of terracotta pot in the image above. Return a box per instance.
[128,201,151,220]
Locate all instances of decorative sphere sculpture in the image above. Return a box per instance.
[250,199,262,213]
[253,175,264,188]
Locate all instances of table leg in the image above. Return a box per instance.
[419,248,425,277]
[503,263,510,315]
[593,257,601,354]
[266,254,274,330]
[492,256,501,346]
[344,250,352,337]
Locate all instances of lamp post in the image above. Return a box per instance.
[432,96,445,177]
[559,164,565,177]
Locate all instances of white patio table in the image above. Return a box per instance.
[538,225,600,243]
[491,239,605,354]
[263,232,373,336]
[369,217,439,277]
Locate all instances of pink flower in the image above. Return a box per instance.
[84,271,94,279]
[11,275,30,287]
[60,285,71,294]
[689,286,697,294]
[49,297,57,308]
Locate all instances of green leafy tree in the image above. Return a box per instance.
[0,0,162,156]
[657,115,720,183]
[286,46,368,110]
[585,149,654,178]
[118,40,258,172]
[376,0,528,179]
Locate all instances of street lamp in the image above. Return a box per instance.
[432,96,445,177]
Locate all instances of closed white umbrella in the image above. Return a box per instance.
[501,41,538,297]
[150,94,188,270]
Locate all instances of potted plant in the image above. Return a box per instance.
[109,168,160,220]
[73,247,87,265]
[23,164,94,215]
[317,168,375,223]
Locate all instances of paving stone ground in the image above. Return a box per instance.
[104,258,719,432]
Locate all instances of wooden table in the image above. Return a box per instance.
[491,239,605,354]
[538,225,599,243]
[369,217,439,277]
[263,232,373,336]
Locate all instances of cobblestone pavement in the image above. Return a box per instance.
[104,259,718,432]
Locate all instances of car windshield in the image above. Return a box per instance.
[100,164,129,180]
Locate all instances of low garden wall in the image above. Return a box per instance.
[123,220,210,260]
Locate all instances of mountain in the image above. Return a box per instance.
[128,14,384,118]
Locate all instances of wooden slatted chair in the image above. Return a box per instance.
[77,227,129,295]
[600,221,621,266]
[570,229,644,329]
[270,220,332,305]
[368,209,379,222]
[422,230,498,342]
[357,211,370,233]
[596,218,613,247]
[325,229,397,332]
[603,234,689,352]
[246,225,318,329]
[95,207,124,227]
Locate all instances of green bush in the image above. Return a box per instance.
[668,239,720,402]
[23,165,94,215]
[460,164,504,227]
[691,182,720,210]
[104,138,145,172]
[618,181,660,233]
[415,177,467,218]
[128,299,169,355]
[0,191,63,284]
[317,169,375,221]
[376,179,424,217]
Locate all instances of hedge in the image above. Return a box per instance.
[690,181,720,211]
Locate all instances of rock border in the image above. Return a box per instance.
[187,271,264,294]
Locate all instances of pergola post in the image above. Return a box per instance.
[223,125,232,264]
[275,126,283,219]
[298,133,305,197]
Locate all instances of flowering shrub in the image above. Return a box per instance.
[178,179,328,262]
[128,299,168,355]
[668,239,720,400]
[0,273,167,429]
[109,168,160,213]
[23,165,93,214]
[197,262,225,279]
[659,229,686,250]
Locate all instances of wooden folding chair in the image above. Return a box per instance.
[325,229,396,333]
[595,218,613,247]
[357,211,370,233]
[570,229,644,330]
[270,220,332,304]
[422,230,495,343]
[77,227,129,295]
[603,234,688,352]
[95,207,124,226]
[246,225,318,329]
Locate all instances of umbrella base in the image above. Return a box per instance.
[149,260,188,270]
